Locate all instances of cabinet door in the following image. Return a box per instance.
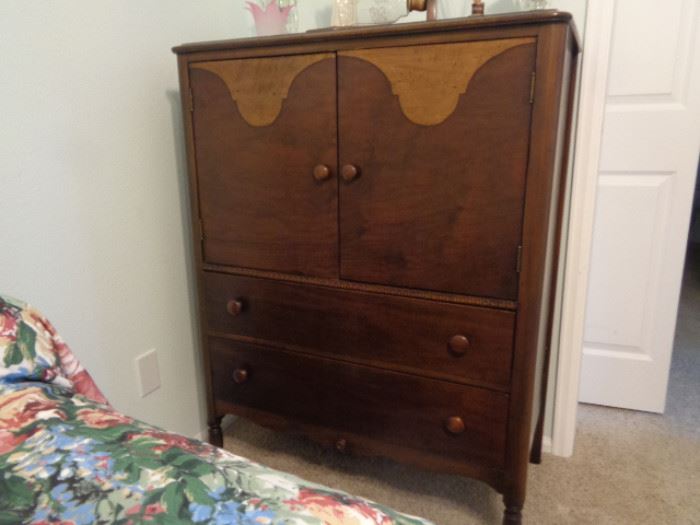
[338,39,536,299]
[190,53,338,277]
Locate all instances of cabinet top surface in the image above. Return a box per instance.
[173,10,578,56]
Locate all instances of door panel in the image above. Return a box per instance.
[338,40,536,299]
[580,0,700,412]
[190,54,338,277]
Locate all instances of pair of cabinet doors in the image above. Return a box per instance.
[189,38,536,300]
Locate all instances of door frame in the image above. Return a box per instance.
[550,0,615,457]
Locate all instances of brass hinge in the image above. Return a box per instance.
[529,72,536,104]
[516,245,523,273]
[187,88,194,112]
[198,219,206,258]
[198,219,205,242]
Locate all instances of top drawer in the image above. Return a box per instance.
[203,272,515,390]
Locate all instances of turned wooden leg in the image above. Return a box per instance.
[503,493,523,525]
[502,505,523,525]
[208,416,224,447]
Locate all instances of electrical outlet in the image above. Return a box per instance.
[135,349,161,397]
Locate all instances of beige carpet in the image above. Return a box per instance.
[223,244,700,524]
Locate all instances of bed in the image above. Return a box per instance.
[0,295,432,525]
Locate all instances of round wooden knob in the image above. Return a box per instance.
[226,299,244,317]
[335,438,347,453]
[341,164,360,182]
[232,368,249,384]
[448,334,471,356]
[313,164,331,181]
[445,416,465,435]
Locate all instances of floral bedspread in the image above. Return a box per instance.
[0,295,432,525]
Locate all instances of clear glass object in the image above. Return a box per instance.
[332,0,358,26]
[278,0,299,33]
[514,0,550,9]
[357,0,410,24]
[332,0,419,26]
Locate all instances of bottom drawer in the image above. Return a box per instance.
[209,338,509,468]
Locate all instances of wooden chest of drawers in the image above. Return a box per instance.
[174,11,579,524]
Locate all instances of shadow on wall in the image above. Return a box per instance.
[690,156,700,243]
[315,5,332,27]
[166,89,208,437]
[488,0,523,12]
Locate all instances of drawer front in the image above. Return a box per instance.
[204,272,515,390]
[210,339,508,468]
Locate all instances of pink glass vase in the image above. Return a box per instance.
[246,1,293,36]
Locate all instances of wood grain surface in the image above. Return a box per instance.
[338,42,536,299]
[190,56,338,277]
[210,338,509,468]
[191,53,332,126]
[203,271,516,390]
[175,14,580,525]
[341,38,534,126]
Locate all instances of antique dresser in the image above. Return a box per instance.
[174,11,579,524]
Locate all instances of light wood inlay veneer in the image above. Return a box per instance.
[341,37,535,126]
[191,53,333,127]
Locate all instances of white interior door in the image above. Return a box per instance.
[580,0,700,412]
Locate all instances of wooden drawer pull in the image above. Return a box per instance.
[445,416,465,435]
[313,164,331,181]
[448,334,471,356]
[341,164,360,182]
[232,367,249,384]
[335,438,348,453]
[226,299,244,317]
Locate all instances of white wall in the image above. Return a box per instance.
[0,1,251,438]
[0,1,585,441]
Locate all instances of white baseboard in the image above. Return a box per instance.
[542,435,552,454]
[193,415,237,442]
[222,414,236,430]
